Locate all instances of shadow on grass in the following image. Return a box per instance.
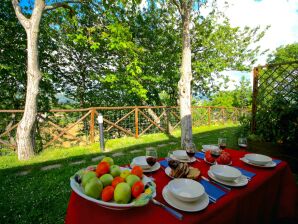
[0,126,242,175]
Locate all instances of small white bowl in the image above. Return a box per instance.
[210,165,241,182]
[244,154,272,165]
[173,150,189,160]
[132,156,151,169]
[167,178,205,202]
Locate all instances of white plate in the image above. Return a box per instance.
[165,166,174,178]
[172,150,189,160]
[132,156,151,169]
[240,157,276,168]
[170,154,196,163]
[210,165,241,181]
[130,161,161,173]
[208,170,248,187]
[244,154,272,165]
[162,185,209,212]
[168,179,205,202]
[70,167,155,210]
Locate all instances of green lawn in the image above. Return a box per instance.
[0,124,244,224]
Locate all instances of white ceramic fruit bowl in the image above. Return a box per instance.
[210,165,241,182]
[167,178,205,202]
[173,150,189,160]
[70,167,156,210]
[244,153,272,165]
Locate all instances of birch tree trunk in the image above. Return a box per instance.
[178,2,193,147]
[12,0,44,160]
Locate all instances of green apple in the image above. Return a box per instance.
[114,182,131,204]
[120,170,130,179]
[110,165,121,177]
[82,171,97,188]
[101,157,114,166]
[125,174,140,187]
[99,173,114,187]
[84,177,103,199]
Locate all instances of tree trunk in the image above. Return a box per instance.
[178,4,193,147]
[13,0,44,160]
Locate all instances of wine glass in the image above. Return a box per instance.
[238,138,248,150]
[183,142,197,159]
[146,148,157,167]
[218,138,227,150]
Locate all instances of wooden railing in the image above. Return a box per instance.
[0,106,250,149]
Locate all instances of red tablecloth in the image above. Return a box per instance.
[65,149,297,224]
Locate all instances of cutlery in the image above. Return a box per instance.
[201,176,231,191]
[151,198,183,220]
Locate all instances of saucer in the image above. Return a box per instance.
[208,170,248,187]
[240,157,276,168]
[162,185,209,212]
[130,161,161,173]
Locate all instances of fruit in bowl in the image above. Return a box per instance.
[205,150,216,164]
[216,151,232,165]
[70,157,156,209]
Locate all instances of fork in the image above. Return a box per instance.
[151,198,183,220]
[201,176,231,191]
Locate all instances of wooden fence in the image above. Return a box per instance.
[0,106,250,150]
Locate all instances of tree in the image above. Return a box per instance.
[11,0,82,160]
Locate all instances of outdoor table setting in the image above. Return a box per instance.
[65,143,297,224]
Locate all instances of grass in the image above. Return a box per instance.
[0,124,257,224]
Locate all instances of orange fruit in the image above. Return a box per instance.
[131,166,143,178]
[96,161,110,177]
[102,186,114,202]
[111,176,125,188]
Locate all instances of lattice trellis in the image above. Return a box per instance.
[251,61,298,132]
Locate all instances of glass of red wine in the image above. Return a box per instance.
[183,142,197,159]
[218,138,227,150]
[238,138,248,150]
[146,148,157,167]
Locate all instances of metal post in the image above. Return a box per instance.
[97,114,105,151]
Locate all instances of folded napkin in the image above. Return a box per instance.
[195,152,205,160]
[273,159,282,165]
[233,166,256,179]
[159,160,169,168]
[199,179,227,201]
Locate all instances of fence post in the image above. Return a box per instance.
[135,107,139,138]
[251,67,259,133]
[208,107,211,126]
[90,108,95,143]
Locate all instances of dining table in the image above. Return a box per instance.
[65,149,297,224]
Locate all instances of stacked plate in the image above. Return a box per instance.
[202,145,221,156]
[208,165,248,187]
[162,179,209,212]
[241,153,276,168]
[170,150,196,163]
[130,156,160,173]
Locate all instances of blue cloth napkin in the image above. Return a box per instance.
[199,179,227,201]
[273,159,282,165]
[159,160,169,168]
[233,166,256,179]
[195,152,205,160]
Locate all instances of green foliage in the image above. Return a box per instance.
[254,43,298,144]
[201,76,252,108]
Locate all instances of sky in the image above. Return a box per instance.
[208,0,298,90]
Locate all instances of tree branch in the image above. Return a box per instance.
[171,0,182,16]
[11,0,30,29]
[44,1,81,11]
